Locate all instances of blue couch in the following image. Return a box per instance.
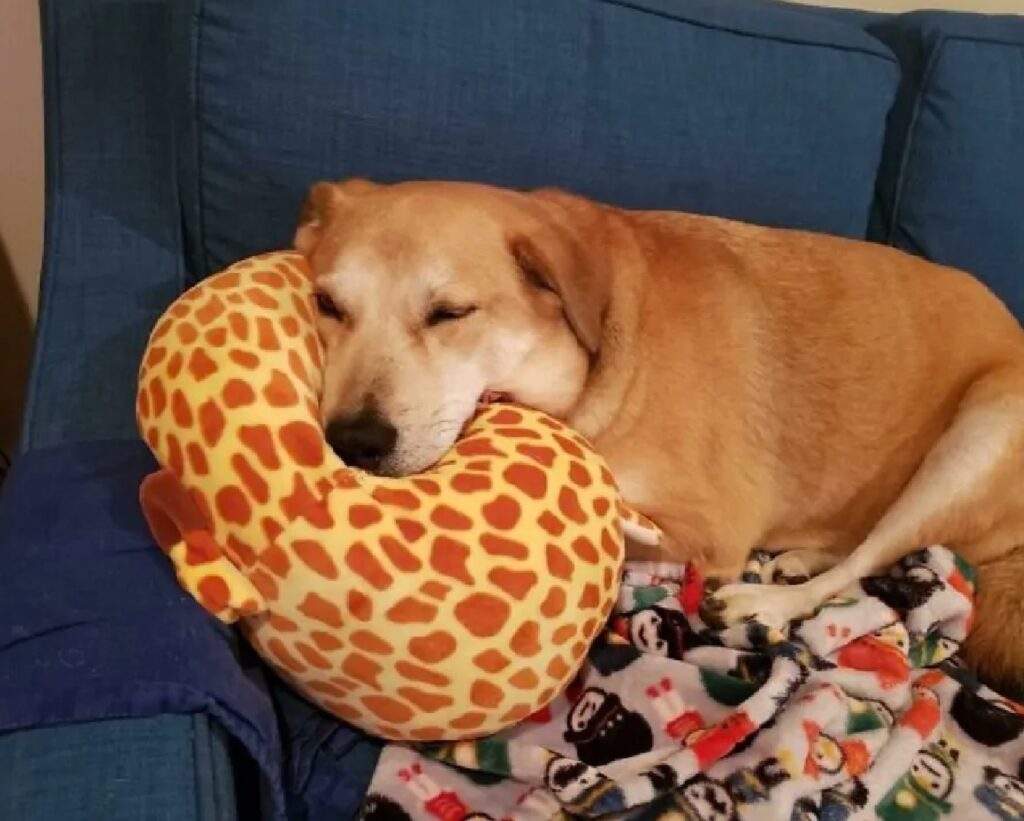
[1,1,1022,818]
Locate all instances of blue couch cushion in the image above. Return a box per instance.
[867,12,1024,320]
[189,0,899,273]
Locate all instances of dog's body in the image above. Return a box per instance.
[295,179,1024,688]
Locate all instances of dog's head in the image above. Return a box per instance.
[294,179,609,475]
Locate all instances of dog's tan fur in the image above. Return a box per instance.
[295,179,1024,689]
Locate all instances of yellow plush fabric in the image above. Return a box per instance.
[136,251,659,740]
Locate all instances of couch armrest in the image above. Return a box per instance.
[0,442,282,819]
[22,0,196,451]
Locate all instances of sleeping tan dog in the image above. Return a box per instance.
[294,178,1024,690]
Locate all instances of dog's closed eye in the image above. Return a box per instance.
[314,291,346,322]
[426,304,477,327]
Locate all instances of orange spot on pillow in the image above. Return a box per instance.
[430,536,474,585]
[249,569,278,601]
[145,345,166,368]
[279,421,324,467]
[396,518,426,543]
[239,424,280,469]
[470,679,504,708]
[412,478,440,496]
[256,317,281,351]
[398,688,453,713]
[569,460,592,487]
[267,637,306,673]
[263,369,299,407]
[379,535,421,572]
[455,593,510,637]
[503,463,547,500]
[310,631,343,652]
[386,596,437,624]
[577,583,601,609]
[281,474,334,528]
[197,399,226,448]
[488,567,538,600]
[267,613,298,632]
[516,443,556,467]
[259,544,291,577]
[294,642,332,669]
[223,379,256,408]
[227,311,249,341]
[186,442,209,475]
[571,536,599,564]
[342,653,382,688]
[546,544,574,580]
[480,533,528,560]
[396,660,450,687]
[553,433,585,458]
[450,712,486,731]
[601,527,622,560]
[348,590,373,621]
[558,486,587,524]
[487,408,523,425]
[552,624,576,645]
[451,472,491,493]
[456,438,505,458]
[232,453,269,505]
[538,510,565,537]
[195,295,226,324]
[298,592,343,628]
[167,433,184,476]
[509,669,540,690]
[215,486,251,525]
[546,655,571,680]
[408,631,456,664]
[350,630,394,655]
[252,270,285,288]
[149,378,167,416]
[472,649,510,673]
[371,487,421,510]
[176,322,198,344]
[541,588,567,618]
[500,703,533,723]
[482,495,521,530]
[245,287,279,310]
[510,620,541,657]
[166,352,183,378]
[348,505,383,528]
[345,542,393,590]
[419,581,450,601]
[294,539,339,579]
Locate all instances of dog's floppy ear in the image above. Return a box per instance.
[510,191,610,355]
[293,178,378,256]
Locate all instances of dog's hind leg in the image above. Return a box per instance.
[702,365,1024,635]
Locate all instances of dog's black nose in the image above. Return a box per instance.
[325,410,398,471]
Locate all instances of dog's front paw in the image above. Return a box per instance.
[699,583,803,630]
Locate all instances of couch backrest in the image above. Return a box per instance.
[186,0,898,273]
[28,0,1024,451]
[866,11,1024,319]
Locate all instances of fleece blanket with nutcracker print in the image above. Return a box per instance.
[358,547,1024,820]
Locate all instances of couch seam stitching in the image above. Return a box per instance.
[598,0,897,66]
[885,35,945,246]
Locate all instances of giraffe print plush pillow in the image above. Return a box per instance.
[136,251,661,741]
